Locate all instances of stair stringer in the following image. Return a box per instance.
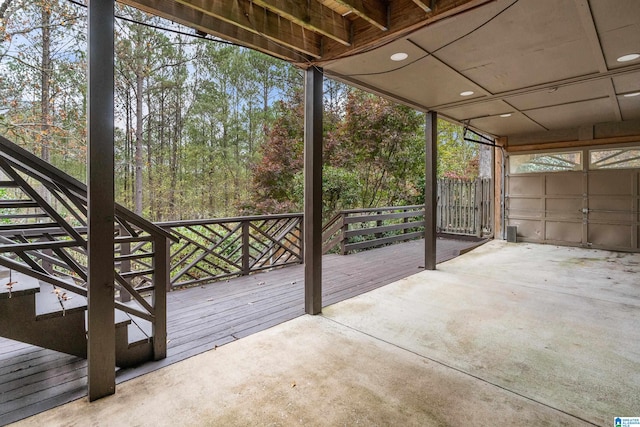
[0,291,87,358]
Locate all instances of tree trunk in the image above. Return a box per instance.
[134,71,144,215]
[40,7,51,163]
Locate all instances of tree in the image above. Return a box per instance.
[0,0,86,178]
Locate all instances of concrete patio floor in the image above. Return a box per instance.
[10,240,639,426]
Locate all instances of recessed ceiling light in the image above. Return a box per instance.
[499,113,512,117]
[617,53,640,62]
[390,52,408,61]
[623,92,640,97]
[460,91,474,96]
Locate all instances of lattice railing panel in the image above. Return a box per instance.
[159,214,303,289]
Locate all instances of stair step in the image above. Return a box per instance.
[119,300,152,347]
[35,281,87,320]
[0,271,40,299]
[115,309,132,328]
[127,319,152,348]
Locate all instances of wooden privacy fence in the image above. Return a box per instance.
[437,178,492,236]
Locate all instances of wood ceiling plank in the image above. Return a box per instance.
[333,0,388,31]
[253,0,352,46]
[171,0,322,58]
[121,0,308,62]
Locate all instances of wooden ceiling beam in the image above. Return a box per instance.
[171,0,323,58]
[333,0,388,31]
[411,0,432,13]
[253,0,352,46]
[121,0,308,62]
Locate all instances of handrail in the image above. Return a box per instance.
[157,212,303,228]
[0,135,176,242]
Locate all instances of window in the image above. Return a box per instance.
[509,151,582,174]
[589,147,640,170]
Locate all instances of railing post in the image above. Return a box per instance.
[340,213,348,255]
[242,220,250,275]
[152,236,168,360]
[375,211,383,239]
[475,179,482,237]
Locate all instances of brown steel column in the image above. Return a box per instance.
[304,67,323,315]
[425,111,437,270]
[87,1,116,401]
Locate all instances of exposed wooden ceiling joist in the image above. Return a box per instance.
[252,0,352,46]
[127,0,308,62]
[411,0,433,13]
[333,0,389,31]
[171,0,323,58]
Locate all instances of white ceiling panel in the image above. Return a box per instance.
[507,80,613,111]
[618,96,640,121]
[421,0,600,93]
[324,0,640,138]
[469,113,545,136]
[407,0,510,53]
[352,55,489,108]
[440,100,514,121]
[526,98,619,130]
[323,39,427,77]
[589,0,640,69]
[612,72,640,95]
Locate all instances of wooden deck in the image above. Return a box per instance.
[0,237,485,425]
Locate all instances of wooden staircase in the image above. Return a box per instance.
[0,135,174,372]
[0,269,153,368]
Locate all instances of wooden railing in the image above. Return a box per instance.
[322,205,425,255]
[158,214,303,289]
[322,179,492,255]
[0,135,174,358]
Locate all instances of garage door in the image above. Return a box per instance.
[506,146,640,252]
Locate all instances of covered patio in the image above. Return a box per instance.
[12,241,640,426]
[1,0,638,423]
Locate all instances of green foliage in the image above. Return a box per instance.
[438,121,479,179]
[248,85,430,218]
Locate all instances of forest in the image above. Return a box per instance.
[0,0,480,222]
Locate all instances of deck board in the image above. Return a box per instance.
[0,237,485,425]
